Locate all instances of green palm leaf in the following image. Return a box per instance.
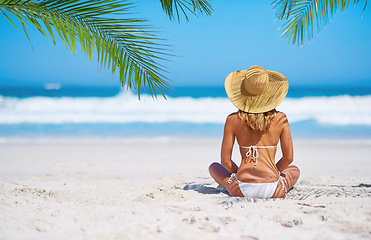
[273,0,368,46]
[0,0,212,98]
[160,0,213,22]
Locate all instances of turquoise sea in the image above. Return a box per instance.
[0,85,371,143]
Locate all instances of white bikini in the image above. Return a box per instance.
[228,145,287,198]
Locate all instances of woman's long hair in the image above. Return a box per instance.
[238,109,277,131]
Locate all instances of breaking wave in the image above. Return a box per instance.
[0,92,370,126]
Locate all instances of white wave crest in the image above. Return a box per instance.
[0,91,233,124]
[280,95,371,126]
[0,93,370,125]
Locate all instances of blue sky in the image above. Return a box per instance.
[0,1,370,87]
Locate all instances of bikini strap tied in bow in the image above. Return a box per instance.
[246,146,259,168]
[239,144,278,169]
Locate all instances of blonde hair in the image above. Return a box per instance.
[238,109,277,131]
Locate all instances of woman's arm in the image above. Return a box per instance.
[276,114,294,172]
[221,115,238,173]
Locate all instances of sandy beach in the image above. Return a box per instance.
[0,139,371,240]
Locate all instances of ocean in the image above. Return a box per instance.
[1,85,371,143]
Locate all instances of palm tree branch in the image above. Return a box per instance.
[0,0,172,98]
[160,0,213,22]
[273,0,368,45]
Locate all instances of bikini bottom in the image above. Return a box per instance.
[228,173,286,198]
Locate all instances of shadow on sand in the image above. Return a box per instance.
[183,182,229,195]
[354,183,371,188]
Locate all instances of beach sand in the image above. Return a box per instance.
[0,139,371,239]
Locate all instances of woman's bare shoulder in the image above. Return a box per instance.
[225,112,240,126]
[275,111,287,118]
[226,112,239,120]
[274,111,290,126]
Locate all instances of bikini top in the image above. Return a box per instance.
[239,144,277,169]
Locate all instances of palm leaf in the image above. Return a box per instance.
[160,0,213,22]
[0,0,212,98]
[273,0,368,46]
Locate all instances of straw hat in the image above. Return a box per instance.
[224,65,288,113]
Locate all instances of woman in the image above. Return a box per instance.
[209,65,300,198]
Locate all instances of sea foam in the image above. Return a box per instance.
[0,92,370,126]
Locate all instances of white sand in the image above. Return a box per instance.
[0,139,371,239]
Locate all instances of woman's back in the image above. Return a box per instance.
[227,111,291,183]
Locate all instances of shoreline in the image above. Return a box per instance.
[1,136,371,145]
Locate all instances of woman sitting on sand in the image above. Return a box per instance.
[209,65,300,198]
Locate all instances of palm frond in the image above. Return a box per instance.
[160,0,213,22]
[0,0,173,98]
[273,0,368,46]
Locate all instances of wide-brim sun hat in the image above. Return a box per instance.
[224,65,289,113]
